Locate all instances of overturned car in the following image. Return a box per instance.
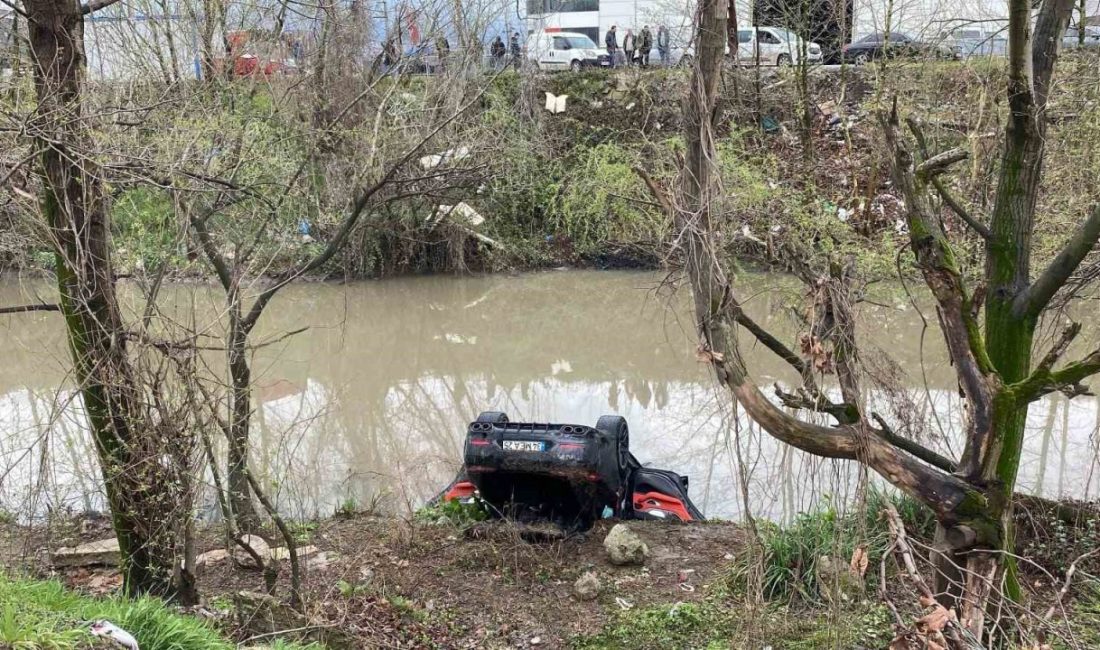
[437,412,703,529]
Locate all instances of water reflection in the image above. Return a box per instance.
[1,271,1097,522]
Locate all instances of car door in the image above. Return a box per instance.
[761,29,787,64]
[550,36,573,70]
[757,28,786,64]
[737,29,756,63]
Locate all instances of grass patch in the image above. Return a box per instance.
[730,490,934,602]
[0,576,319,650]
[571,597,895,650]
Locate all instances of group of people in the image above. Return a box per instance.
[490,32,523,69]
[604,25,671,67]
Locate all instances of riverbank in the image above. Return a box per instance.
[4,494,1100,649]
[3,54,1097,283]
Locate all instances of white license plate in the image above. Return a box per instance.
[502,440,544,452]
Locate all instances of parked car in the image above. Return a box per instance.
[841,32,955,64]
[526,31,609,71]
[938,27,1008,58]
[1063,25,1100,49]
[736,26,823,66]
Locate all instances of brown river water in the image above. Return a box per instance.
[1,270,1097,522]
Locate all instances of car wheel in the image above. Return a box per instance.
[570,59,582,72]
[777,53,791,66]
[476,411,508,424]
[596,415,630,482]
[854,52,870,66]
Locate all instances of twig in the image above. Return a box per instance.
[1042,548,1100,620]
[0,303,61,315]
[1036,322,1082,373]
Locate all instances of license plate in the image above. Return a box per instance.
[502,440,544,452]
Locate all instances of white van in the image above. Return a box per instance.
[736,27,823,66]
[526,31,610,71]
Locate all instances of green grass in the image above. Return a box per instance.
[571,597,895,650]
[0,576,321,650]
[729,490,934,602]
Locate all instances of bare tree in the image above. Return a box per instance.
[649,0,1097,640]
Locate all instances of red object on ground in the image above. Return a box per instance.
[632,491,695,522]
[443,481,477,501]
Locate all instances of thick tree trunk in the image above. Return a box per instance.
[26,0,178,597]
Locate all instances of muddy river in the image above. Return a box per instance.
[1,271,1097,522]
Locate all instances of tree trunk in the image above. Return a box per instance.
[227,302,261,531]
[25,0,179,597]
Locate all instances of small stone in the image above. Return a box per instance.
[573,571,600,601]
[603,523,649,566]
[233,535,270,568]
[530,636,542,645]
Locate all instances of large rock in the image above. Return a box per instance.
[603,524,649,566]
[573,571,601,600]
[52,538,120,567]
[233,535,270,568]
[268,545,319,562]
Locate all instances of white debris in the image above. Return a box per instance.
[90,620,139,649]
[545,92,568,114]
[431,202,485,228]
[551,359,573,375]
[419,146,471,170]
[837,207,851,222]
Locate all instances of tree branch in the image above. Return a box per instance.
[905,116,989,239]
[916,148,968,181]
[935,179,990,239]
[81,0,124,14]
[1008,346,1100,403]
[870,413,958,473]
[0,303,61,314]
[1014,205,1100,319]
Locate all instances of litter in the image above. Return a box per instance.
[545,93,568,114]
[419,146,471,170]
[90,621,139,649]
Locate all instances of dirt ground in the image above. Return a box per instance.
[2,514,744,649]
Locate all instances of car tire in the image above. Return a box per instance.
[595,415,630,482]
[476,411,508,424]
[777,53,791,66]
[570,59,582,72]
[854,52,870,66]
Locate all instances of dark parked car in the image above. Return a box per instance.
[841,32,954,64]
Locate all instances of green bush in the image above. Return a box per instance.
[553,143,667,257]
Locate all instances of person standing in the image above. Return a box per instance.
[436,36,450,72]
[623,28,636,65]
[638,25,652,67]
[490,35,506,69]
[605,25,619,67]
[657,25,670,66]
[510,32,522,69]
